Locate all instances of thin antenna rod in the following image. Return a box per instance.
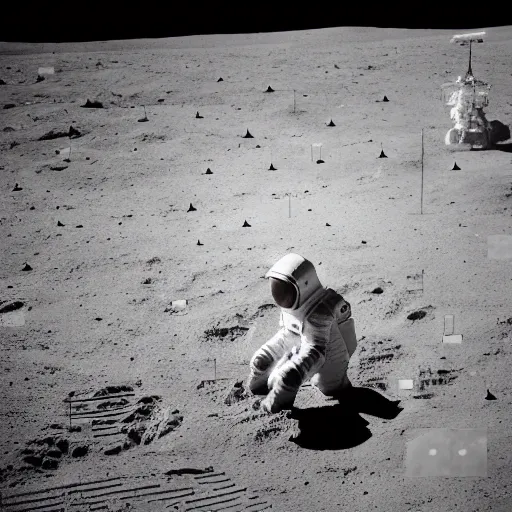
[467,40,473,77]
[420,128,424,215]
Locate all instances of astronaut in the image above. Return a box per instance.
[247,253,358,413]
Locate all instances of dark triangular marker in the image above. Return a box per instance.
[383,95,389,102]
[326,223,331,226]
[217,77,223,82]
[187,203,197,212]
[452,162,461,170]
[269,163,276,170]
[197,240,203,246]
[379,150,387,158]
[243,129,254,138]
[196,111,203,119]
[316,159,325,164]
[485,389,497,400]
[205,168,213,174]
[327,119,336,127]
[12,183,22,191]
[22,263,32,271]
[265,86,274,92]
[243,220,251,227]
[57,221,65,227]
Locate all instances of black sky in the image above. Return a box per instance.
[2,4,510,43]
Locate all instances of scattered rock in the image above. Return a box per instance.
[243,129,254,138]
[225,381,250,405]
[71,445,88,458]
[187,203,197,212]
[265,86,274,92]
[3,126,15,132]
[57,221,64,227]
[326,223,331,226]
[371,287,383,294]
[93,385,133,397]
[205,168,213,174]
[39,129,68,141]
[383,95,389,102]
[0,79,6,85]
[50,165,68,171]
[0,301,24,314]
[485,389,497,400]
[104,444,123,456]
[197,240,203,246]
[269,163,277,170]
[243,220,251,227]
[68,126,82,138]
[81,99,103,108]
[4,103,15,109]
[452,162,460,171]
[22,263,32,271]
[407,310,427,321]
[196,111,203,118]
[379,150,388,158]
[12,183,22,191]
[327,119,336,127]
[217,77,223,82]
[140,407,184,445]
[143,277,152,284]
[203,325,249,342]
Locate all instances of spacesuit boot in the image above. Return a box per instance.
[247,253,358,414]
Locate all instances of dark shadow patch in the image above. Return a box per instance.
[287,387,401,450]
[166,467,213,476]
[81,99,103,108]
[494,142,512,153]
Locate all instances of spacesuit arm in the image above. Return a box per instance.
[248,326,295,395]
[261,303,332,413]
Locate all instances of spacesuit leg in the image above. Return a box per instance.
[247,328,299,395]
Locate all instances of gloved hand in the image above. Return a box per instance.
[260,388,295,414]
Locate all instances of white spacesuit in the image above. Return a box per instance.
[248,253,358,413]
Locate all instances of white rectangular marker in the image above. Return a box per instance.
[444,315,454,336]
[0,311,25,327]
[171,300,188,310]
[38,67,55,76]
[398,379,414,390]
[488,235,512,260]
[443,334,463,344]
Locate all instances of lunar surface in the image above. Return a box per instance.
[1,26,511,511]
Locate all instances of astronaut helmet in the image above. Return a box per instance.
[265,253,323,311]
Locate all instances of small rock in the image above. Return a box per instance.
[104,444,123,456]
[71,445,88,458]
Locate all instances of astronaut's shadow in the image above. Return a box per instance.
[287,386,403,451]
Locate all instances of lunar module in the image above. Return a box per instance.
[441,32,492,149]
